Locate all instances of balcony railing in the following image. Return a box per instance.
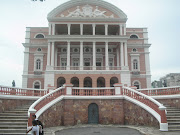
[0,85,48,96]
[137,86,180,96]
[54,66,122,70]
[72,87,115,96]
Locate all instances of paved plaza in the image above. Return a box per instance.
[44,125,180,135]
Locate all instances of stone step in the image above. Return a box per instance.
[167,110,180,113]
[168,122,180,125]
[0,113,27,116]
[166,108,180,112]
[13,108,29,111]
[0,119,28,122]
[0,125,27,129]
[166,113,180,116]
[0,122,27,125]
[168,125,180,128]
[0,129,27,133]
[167,116,180,118]
[168,128,180,131]
[167,119,180,122]
[4,111,28,113]
[0,116,28,119]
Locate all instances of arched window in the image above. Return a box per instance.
[35,34,44,38]
[133,59,138,70]
[84,77,92,87]
[71,77,79,87]
[110,77,118,87]
[133,81,140,89]
[130,34,138,39]
[97,77,105,87]
[36,59,41,70]
[57,77,66,88]
[34,81,41,89]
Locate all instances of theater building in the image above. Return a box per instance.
[22,0,151,89]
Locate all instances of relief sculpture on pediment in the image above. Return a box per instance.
[61,5,114,18]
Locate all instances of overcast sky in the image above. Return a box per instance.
[0,0,180,87]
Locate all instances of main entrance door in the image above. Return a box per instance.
[88,103,99,124]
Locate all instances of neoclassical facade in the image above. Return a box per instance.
[22,0,151,89]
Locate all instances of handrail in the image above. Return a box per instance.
[28,86,65,115]
[123,87,165,108]
[0,85,48,96]
[138,86,180,91]
[137,86,180,96]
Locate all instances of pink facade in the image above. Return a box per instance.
[22,0,151,90]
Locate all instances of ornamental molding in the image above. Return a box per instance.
[61,5,114,18]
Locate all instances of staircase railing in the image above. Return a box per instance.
[122,86,167,131]
[27,84,168,131]
[137,86,180,96]
[0,85,48,96]
[28,86,66,126]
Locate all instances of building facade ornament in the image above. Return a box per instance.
[63,5,114,18]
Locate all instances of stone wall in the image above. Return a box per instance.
[38,99,159,128]
[157,98,180,109]
[0,99,35,113]
[124,100,159,128]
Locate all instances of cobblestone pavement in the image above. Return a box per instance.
[44,125,180,135]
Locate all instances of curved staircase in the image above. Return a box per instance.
[0,104,32,135]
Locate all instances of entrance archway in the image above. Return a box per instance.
[57,77,66,88]
[97,77,105,87]
[84,77,92,87]
[88,103,99,124]
[71,77,79,87]
[110,77,118,87]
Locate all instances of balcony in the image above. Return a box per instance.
[53,66,122,70]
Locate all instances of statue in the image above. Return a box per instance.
[12,80,15,87]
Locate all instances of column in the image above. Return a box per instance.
[47,42,51,66]
[105,24,108,35]
[48,23,52,35]
[116,46,119,67]
[80,41,83,70]
[80,24,83,35]
[124,42,128,66]
[52,24,55,35]
[93,24,96,35]
[55,47,58,67]
[68,24,71,35]
[51,42,55,66]
[120,42,124,67]
[124,24,126,35]
[105,41,109,70]
[93,41,96,70]
[120,24,122,35]
[67,41,70,70]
